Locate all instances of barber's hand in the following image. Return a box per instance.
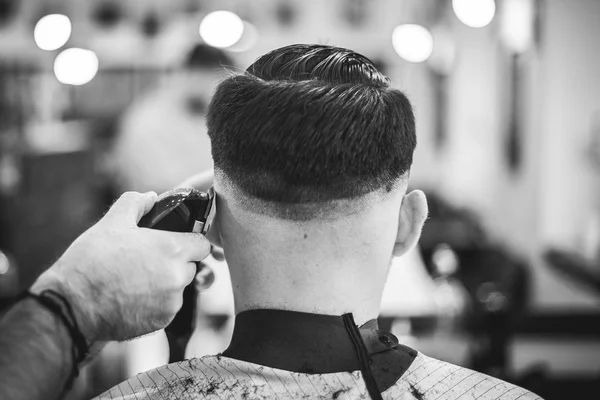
[31,191,211,343]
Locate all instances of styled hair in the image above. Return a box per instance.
[207,44,416,205]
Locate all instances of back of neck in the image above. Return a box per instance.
[218,200,400,325]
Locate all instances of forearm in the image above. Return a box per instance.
[0,298,73,400]
[0,190,211,399]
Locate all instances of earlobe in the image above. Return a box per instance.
[393,190,428,257]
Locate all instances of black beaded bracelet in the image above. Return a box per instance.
[17,289,90,389]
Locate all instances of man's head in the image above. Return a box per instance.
[209,44,414,209]
[206,44,427,321]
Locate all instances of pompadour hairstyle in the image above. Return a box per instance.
[207,44,416,204]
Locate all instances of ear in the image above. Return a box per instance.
[393,190,428,257]
[205,199,225,261]
[206,194,222,248]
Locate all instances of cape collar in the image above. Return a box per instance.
[221,309,418,392]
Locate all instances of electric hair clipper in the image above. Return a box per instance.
[138,187,216,362]
[138,187,215,235]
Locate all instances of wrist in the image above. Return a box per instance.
[31,268,97,344]
[15,289,107,393]
[29,284,106,367]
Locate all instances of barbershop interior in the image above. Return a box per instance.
[0,0,599,399]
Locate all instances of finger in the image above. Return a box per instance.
[195,263,215,290]
[181,262,198,287]
[104,191,157,226]
[165,231,212,262]
[210,245,226,262]
[141,191,159,217]
[177,168,214,191]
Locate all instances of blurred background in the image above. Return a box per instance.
[0,0,599,399]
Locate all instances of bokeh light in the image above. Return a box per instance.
[54,48,99,86]
[0,251,9,275]
[500,0,534,53]
[34,14,72,51]
[227,21,259,53]
[452,0,496,28]
[392,24,434,63]
[199,11,244,49]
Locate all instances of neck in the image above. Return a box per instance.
[216,192,401,325]
[228,254,388,325]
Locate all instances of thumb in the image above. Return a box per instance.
[104,191,158,226]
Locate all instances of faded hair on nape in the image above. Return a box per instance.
[207,44,416,215]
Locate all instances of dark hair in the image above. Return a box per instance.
[185,44,233,70]
[207,44,416,204]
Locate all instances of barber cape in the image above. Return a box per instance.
[94,310,541,400]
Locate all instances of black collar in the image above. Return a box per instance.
[221,309,418,392]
